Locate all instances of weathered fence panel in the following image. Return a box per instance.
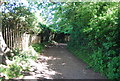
[2,26,41,51]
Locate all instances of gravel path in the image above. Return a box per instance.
[41,43,106,79]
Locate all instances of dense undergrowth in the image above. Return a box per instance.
[0,43,44,79]
[66,2,120,80]
[68,46,120,80]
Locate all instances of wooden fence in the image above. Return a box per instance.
[2,20,69,51]
[2,26,41,51]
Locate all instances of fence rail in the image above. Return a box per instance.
[2,26,41,50]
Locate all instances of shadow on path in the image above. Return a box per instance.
[23,43,106,79]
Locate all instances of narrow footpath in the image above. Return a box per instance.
[23,43,106,79]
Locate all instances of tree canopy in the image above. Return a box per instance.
[0,1,120,80]
[38,2,119,80]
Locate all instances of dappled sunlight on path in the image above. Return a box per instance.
[23,43,106,79]
[23,52,62,79]
[41,43,106,79]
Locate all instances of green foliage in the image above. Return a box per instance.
[60,2,119,80]
[90,49,106,73]
[90,49,120,80]
[67,45,91,64]
[0,64,23,79]
[0,44,44,79]
[32,43,44,53]
[1,1,120,80]
[2,2,41,34]
[107,56,120,80]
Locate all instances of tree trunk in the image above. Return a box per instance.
[0,3,10,64]
[0,27,9,64]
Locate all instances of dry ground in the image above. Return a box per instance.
[23,43,106,79]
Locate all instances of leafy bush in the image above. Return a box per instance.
[0,64,23,79]
[67,47,91,64]
[107,56,120,80]
[90,49,105,73]
[67,2,119,80]
[0,44,44,79]
[32,43,44,53]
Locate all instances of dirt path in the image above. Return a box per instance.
[41,43,106,79]
[23,43,106,79]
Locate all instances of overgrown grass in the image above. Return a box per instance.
[0,43,44,79]
[68,46,120,80]
[67,46,91,65]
